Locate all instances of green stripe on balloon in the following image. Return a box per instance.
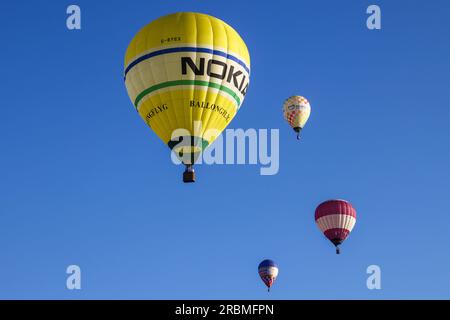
[134,80,241,108]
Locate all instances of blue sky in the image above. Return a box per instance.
[1,0,449,299]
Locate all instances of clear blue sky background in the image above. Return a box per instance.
[1,0,449,299]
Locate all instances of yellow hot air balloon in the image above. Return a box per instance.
[124,12,250,182]
[282,96,311,140]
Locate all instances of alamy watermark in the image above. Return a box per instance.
[366,5,381,30]
[366,264,382,290]
[169,121,279,176]
[66,265,81,290]
[66,5,81,30]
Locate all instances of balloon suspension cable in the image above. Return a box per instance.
[268,287,270,292]
[294,127,302,140]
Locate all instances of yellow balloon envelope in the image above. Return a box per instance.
[282,96,311,140]
[124,12,251,182]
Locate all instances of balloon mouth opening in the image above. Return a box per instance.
[331,239,343,246]
[168,136,209,165]
[176,145,203,154]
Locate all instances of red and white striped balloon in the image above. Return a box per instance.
[315,199,356,254]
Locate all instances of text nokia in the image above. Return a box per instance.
[181,57,249,96]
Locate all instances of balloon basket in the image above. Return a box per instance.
[183,167,195,183]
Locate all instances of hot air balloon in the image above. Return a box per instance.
[315,199,356,254]
[282,96,311,140]
[124,12,251,183]
[258,259,279,292]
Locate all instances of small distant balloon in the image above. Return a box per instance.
[258,259,279,292]
[315,199,357,254]
[282,96,311,140]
